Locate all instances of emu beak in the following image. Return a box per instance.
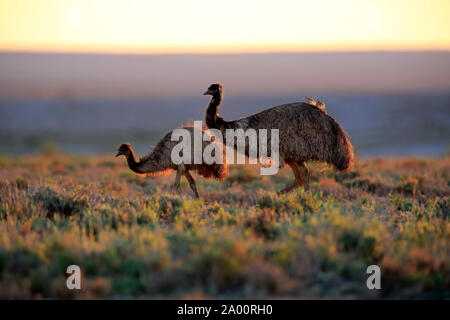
[203,89,214,95]
[115,152,121,157]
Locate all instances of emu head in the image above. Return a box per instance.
[203,83,222,96]
[116,143,133,158]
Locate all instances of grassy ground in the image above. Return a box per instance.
[0,154,448,299]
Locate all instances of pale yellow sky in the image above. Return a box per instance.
[0,0,449,53]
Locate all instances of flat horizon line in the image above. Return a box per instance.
[1,48,450,56]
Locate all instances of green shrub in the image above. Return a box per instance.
[33,187,88,218]
[395,176,419,197]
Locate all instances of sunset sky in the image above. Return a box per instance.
[1,0,449,53]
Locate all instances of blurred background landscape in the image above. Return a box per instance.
[1,51,449,157]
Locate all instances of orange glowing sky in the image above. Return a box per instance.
[1,0,449,53]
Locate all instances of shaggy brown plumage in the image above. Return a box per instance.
[116,126,228,198]
[203,83,354,193]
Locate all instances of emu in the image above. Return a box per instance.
[203,83,354,194]
[116,126,228,198]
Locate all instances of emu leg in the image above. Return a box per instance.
[184,170,200,199]
[278,161,302,194]
[170,170,182,192]
[297,162,310,191]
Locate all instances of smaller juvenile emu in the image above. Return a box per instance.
[116,126,228,198]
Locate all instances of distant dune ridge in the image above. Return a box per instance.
[1,51,450,98]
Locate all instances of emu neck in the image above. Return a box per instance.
[125,150,144,174]
[206,92,227,130]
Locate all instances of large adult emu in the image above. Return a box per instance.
[116,126,228,198]
[203,83,354,194]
